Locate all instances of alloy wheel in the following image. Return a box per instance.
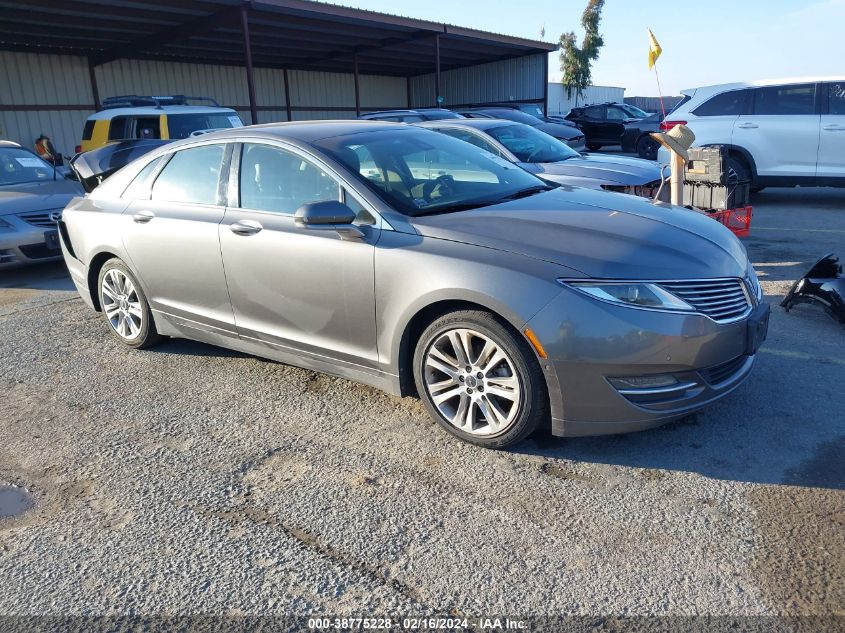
[101,268,143,340]
[423,328,522,436]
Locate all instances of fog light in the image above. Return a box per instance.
[608,375,678,390]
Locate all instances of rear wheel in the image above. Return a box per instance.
[413,310,548,449]
[97,258,163,349]
[636,134,659,160]
[586,143,601,152]
[726,154,751,185]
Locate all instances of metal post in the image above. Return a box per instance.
[240,4,258,125]
[353,52,361,117]
[406,76,412,108]
[542,53,549,116]
[283,68,292,121]
[434,33,441,107]
[87,58,100,110]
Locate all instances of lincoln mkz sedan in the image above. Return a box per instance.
[59,121,769,448]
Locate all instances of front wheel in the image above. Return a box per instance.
[97,258,163,349]
[413,310,548,449]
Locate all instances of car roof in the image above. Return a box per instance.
[87,105,239,120]
[0,140,22,147]
[416,118,512,132]
[681,76,845,95]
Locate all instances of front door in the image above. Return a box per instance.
[817,81,845,182]
[219,142,379,367]
[122,143,236,334]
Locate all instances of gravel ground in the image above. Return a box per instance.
[0,188,843,625]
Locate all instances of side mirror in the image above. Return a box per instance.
[294,200,364,240]
[294,200,356,226]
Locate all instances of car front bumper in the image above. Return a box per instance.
[526,287,762,437]
[0,222,62,269]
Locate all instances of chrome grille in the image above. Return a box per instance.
[659,279,751,323]
[18,211,59,228]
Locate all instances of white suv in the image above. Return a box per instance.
[657,77,845,190]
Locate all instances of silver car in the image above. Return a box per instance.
[59,122,769,448]
[417,119,665,198]
[0,142,83,268]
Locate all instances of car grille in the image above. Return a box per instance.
[659,279,751,323]
[700,355,749,385]
[18,211,59,228]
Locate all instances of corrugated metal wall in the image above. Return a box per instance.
[409,54,546,108]
[546,84,625,115]
[0,50,408,155]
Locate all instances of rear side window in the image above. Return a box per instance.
[828,82,845,115]
[582,106,605,119]
[122,157,162,200]
[693,89,752,116]
[82,120,95,141]
[753,84,815,115]
[606,106,627,120]
[152,144,225,205]
[108,116,129,140]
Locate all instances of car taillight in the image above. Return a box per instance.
[75,145,82,154]
[659,120,686,131]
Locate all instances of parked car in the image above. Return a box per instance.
[78,95,244,154]
[656,77,845,189]
[565,102,651,151]
[457,107,586,151]
[417,119,664,198]
[621,111,664,159]
[60,121,766,448]
[358,108,463,123]
[0,141,83,268]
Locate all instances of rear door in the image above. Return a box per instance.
[122,142,236,334]
[732,83,820,179]
[817,81,845,182]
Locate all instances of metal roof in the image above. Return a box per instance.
[0,0,556,76]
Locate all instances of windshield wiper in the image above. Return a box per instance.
[413,201,492,216]
[500,184,552,201]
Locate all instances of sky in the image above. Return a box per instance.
[330,0,845,96]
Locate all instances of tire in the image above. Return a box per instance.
[412,310,548,449]
[586,143,601,152]
[97,258,163,349]
[726,154,751,185]
[751,186,766,194]
[636,135,659,160]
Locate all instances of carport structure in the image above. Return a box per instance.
[0,0,556,123]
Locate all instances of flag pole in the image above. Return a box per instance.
[653,60,666,121]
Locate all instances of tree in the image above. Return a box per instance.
[559,0,606,102]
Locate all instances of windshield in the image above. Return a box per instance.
[517,104,545,118]
[313,128,548,216]
[485,124,579,163]
[489,109,543,125]
[167,112,243,139]
[621,104,649,118]
[0,148,54,186]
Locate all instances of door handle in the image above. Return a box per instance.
[132,210,155,223]
[230,220,263,236]
[823,124,845,131]
[737,122,758,129]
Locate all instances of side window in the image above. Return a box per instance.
[134,117,161,139]
[692,89,752,116]
[82,120,95,141]
[151,144,225,205]
[436,128,503,157]
[398,115,424,123]
[108,116,129,140]
[239,143,340,214]
[122,157,163,200]
[343,190,376,225]
[582,106,605,119]
[828,82,845,115]
[753,84,815,115]
[606,106,627,120]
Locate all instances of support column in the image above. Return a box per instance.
[434,33,442,107]
[240,4,258,125]
[542,53,549,116]
[87,58,100,110]
[283,68,292,121]
[353,52,361,117]
[406,76,412,108]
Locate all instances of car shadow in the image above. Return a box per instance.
[147,337,247,359]
[0,261,74,292]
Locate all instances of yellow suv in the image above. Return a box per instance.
[77,95,244,153]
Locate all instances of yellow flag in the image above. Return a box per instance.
[647,29,662,69]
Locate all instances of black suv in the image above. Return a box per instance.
[565,102,651,151]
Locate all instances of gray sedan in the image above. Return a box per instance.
[0,142,83,268]
[418,118,665,198]
[59,121,768,448]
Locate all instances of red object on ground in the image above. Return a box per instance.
[710,206,752,238]
[659,120,687,130]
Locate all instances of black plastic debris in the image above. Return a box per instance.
[781,254,845,325]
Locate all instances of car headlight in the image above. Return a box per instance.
[0,217,14,232]
[560,280,694,311]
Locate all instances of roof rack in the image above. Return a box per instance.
[99,95,222,110]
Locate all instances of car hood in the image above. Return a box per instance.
[533,121,581,141]
[409,186,748,280]
[0,179,83,216]
[530,154,663,186]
